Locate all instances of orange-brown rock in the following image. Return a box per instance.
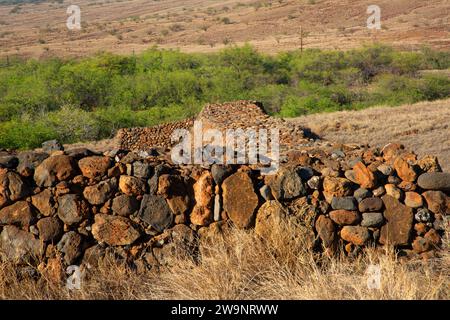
[222,171,258,228]
[404,191,422,208]
[315,215,336,248]
[340,226,370,246]
[31,189,54,216]
[385,184,403,200]
[422,191,449,215]
[329,210,360,226]
[412,237,431,253]
[255,201,287,240]
[0,171,29,209]
[380,195,414,246]
[0,201,35,230]
[34,155,77,187]
[353,162,376,189]
[119,175,146,196]
[322,176,353,203]
[92,214,141,246]
[381,143,405,162]
[190,172,214,226]
[78,156,112,179]
[424,229,441,247]
[393,156,418,182]
[414,223,428,236]
[37,217,63,242]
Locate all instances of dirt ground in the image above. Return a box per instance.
[0,0,448,59]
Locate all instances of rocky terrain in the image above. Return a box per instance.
[0,101,449,285]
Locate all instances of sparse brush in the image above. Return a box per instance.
[0,219,448,300]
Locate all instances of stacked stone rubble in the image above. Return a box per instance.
[116,101,308,153]
[0,140,448,283]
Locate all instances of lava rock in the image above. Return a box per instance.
[138,194,173,232]
[331,197,357,211]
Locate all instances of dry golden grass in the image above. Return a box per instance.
[0,0,448,59]
[1,218,448,300]
[291,98,450,172]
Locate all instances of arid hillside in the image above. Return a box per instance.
[291,99,450,171]
[0,0,448,59]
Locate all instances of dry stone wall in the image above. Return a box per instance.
[116,101,308,153]
[0,140,449,282]
[0,100,449,283]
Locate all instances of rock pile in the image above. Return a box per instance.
[0,138,448,282]
[117,118,195,151]
[0,101,449,284]
[116,101,308,153]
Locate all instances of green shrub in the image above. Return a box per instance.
[0,44,449,149]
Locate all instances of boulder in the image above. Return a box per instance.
[353,162,376,189]
[57,194,89,226]
[255,201,287,239]
[358,197,383,212]
[329,210,360,225]
[418,172,450,191]
[412,237,431,253]
[361,212,384,227]
[31,189,55,216]
[0,155,18,169]
[36,217,63,242]
[422,191,449,215]
[267,167,307,200]
[380,195,414,246]
[417,155,441,173]
[0,201,35,229]
[222,171,259,228]
[34,155,77,187]
[0,171,30,209]
[190,172,214,226]
[42,140,63,153]
[66,148,97,160]
[138,194,173,232]
[385,184,403,200]
[78,156,112,179]
[83,178,117,205]
[57,231,83,265]
[158,174,191,215]
[17,151,48,177]
[377,164,393,176]
[354,188,372,202]
[152,224,197,266]
[111,194,140,216]
[119,175,146,196]
[92,214,141,246]
[211,164,233,185]
[341,226,370,246]
[322,176,353,203]
[404,192,423,208]
[393,156,418,182]
[132,161,152,179]
[415,208,432,223]
[315,215,336,248]
[331,197,357,211]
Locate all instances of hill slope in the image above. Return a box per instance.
[0,0,448,58]
[291,98,450,171]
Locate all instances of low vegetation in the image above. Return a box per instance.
[1,219,448,299]
[0,44,449,149]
